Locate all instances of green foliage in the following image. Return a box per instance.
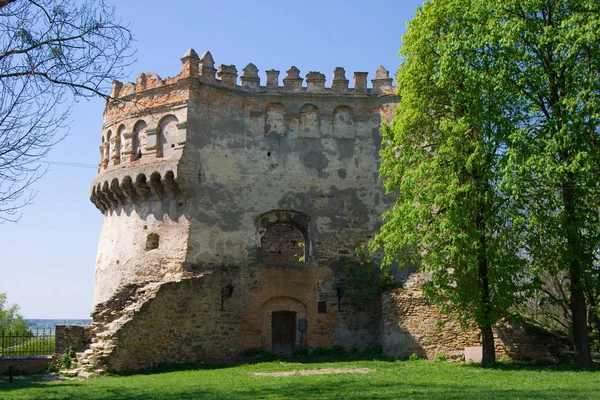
[242,347,273,359]
[310,346,347,356]
[408,353,421,361]
[297,242,305,263]
[0,292,29,335]
[375,0,531,337]
[5,337,55,356]
[48,348,75,372]
[291,347,309,357]
[376,0,600,366]
[435,352,447,363]
[488,0,600,366]
[341,245,399,310]
[497,355,512,364]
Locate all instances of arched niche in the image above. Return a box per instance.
[333,105,355,139]
[133,120,147,160]
[265,103,286,137]
[299,104,320,138]
[100,134,106,166]
[115,124,125,163]
[104,130,112,163]
[257,211,312,264]
[158,115,179,158]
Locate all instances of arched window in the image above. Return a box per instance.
[115,124,125,164]
[258,211,312,264]
[260,223,305,263]
[104,130,112,163]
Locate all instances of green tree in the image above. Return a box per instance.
[493,0,600,367]
[375,0,530,365]
[0,292,28,334]
[378,0,600,367]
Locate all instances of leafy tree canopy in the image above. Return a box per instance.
[376,0,600,366]
[0,292,28,334]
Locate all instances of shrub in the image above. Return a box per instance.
[434,351,447,363]
[48,347,75,372]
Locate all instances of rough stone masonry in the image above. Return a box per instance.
[76,49,570,371]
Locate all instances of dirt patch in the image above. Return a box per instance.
[252,368,373,377]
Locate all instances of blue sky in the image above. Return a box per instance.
[0,0,424,318]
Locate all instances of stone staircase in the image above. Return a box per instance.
[61,281,164,376]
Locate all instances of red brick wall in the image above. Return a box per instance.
[0,356,54,375]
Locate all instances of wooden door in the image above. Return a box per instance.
[272,311,296,354]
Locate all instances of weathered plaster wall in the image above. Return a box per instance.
[181,83,395,269]
[93,203,190,304]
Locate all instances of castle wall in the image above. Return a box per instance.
[92,92,190,305]
[93,203,190,304]
[181,85,394,268]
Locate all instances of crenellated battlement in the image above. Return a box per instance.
[95,49,398,200]
[108,49,396,100]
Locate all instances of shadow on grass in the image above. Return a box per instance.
[108,349,396,376]
[462,360,599,372]
[2,372,598,400]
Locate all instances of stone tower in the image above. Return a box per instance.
[86,49,397,370]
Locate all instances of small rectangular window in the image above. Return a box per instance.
[318,301,327,314]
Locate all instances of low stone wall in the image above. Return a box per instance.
[494,320,573,362]
[0,356,54,375]
[380,290,481,360]
[55,324,92,354]
[381,289,573,362]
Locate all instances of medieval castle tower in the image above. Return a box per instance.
[73,50,565,371]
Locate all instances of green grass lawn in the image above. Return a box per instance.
[1,356,599,399]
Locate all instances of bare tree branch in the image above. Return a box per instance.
[0,0,134,221]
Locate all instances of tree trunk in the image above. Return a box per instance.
[570,276,593,367]
[562,175,593,367]
[479,255,496,365]
[481,324,496,365]
[476,191,496,365]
